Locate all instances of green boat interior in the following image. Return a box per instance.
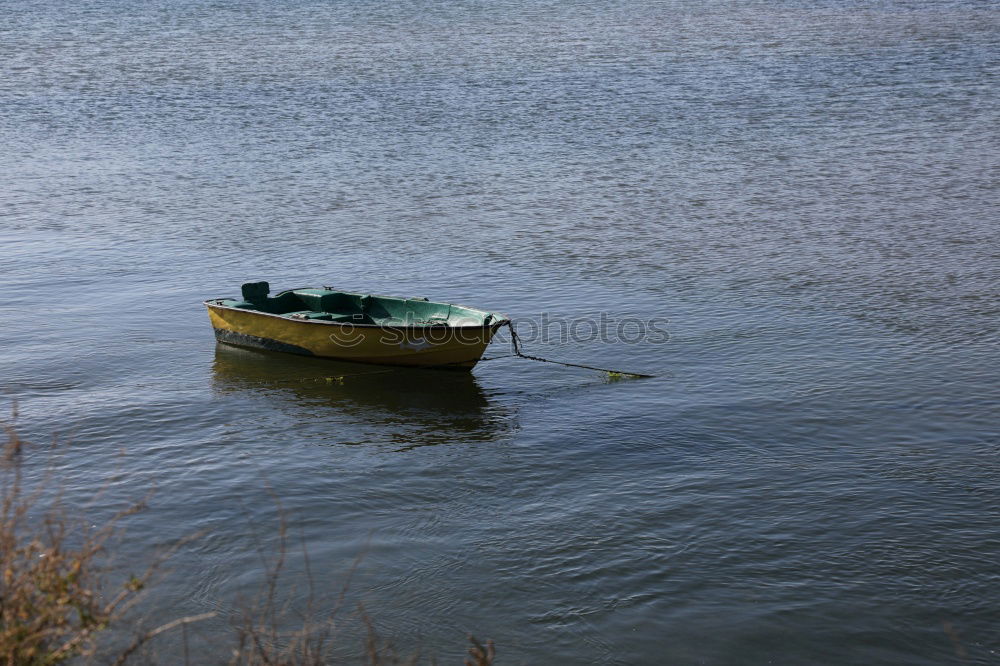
[214,282,500,327]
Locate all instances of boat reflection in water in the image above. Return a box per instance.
[211,344,514,451]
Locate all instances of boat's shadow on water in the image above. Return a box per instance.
[211,344,516,451]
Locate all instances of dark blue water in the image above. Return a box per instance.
[2,0,998,662]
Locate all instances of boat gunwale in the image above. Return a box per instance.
[203,298,509,332]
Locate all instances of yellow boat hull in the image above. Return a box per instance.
[207,303,503,369]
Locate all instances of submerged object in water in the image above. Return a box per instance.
[205,282,509,369]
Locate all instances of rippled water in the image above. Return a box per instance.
[2,0,999,662]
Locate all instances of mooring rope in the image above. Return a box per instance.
[501,321,654,379]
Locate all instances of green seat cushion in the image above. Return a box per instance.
[291,289,364,315]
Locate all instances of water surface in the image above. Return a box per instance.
[1,0,998,662]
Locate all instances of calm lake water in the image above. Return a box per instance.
[2,0,998,662]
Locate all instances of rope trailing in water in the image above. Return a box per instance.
[501,321,654,379]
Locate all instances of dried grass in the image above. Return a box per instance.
[0,405,199,664]
[1,406,496,665]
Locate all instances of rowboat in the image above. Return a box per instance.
[205,282,509,369]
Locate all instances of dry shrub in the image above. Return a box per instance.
[1,405,495,665]
[0,406,209,664]
[464,636,496,666]
[228,506,496,666]
[228,510,338,665]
